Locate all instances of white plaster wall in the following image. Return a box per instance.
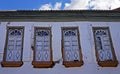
[0,22,120,74]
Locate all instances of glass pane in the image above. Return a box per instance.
[35,29,50,61]
[95,29,113,61]
[6,28,23,61]
[63,29,80,61]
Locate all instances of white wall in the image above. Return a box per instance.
[0,22,120,74]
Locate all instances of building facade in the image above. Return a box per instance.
[0,10,120,74]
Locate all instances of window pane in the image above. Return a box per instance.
[35,29,51,61]
[5,28,23,62]
[63,29,80,61]
[95,29,113,61]
[93,27,118,67]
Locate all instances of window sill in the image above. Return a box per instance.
[98,60,118,67]
[1,61,23,67]
[32,61,54,68]
[63,60,84,67]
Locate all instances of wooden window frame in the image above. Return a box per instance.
[93,27,118,67]
[61,27,83,67]
[32,27,53,68]
[1,26,24,67]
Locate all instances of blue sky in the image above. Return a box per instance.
[0,0,120,10]
[0,0,70,10]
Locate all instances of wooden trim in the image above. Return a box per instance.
[92,27,118,67]
[61,27,84,67]
[32,61,53,68]
[1,26,24,67]
[1,61,23,67]
[63,61,84,67]
[98,61,118,67]
[32,27,54,68]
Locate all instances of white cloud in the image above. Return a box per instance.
[108,0,120,9]
[91,0,120,10]
[64,0,89,10]
[54,2,62,10]
[39,2,62,10]
[64,0,120,10]
[39,3,52,10]
[38,0,120,10]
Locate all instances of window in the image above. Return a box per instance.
[1,26,24,67]
[32,27,53,68]
[93,27,118,67]
[61,27,83,67]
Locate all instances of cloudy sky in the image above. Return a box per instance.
[0,0,120,10]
